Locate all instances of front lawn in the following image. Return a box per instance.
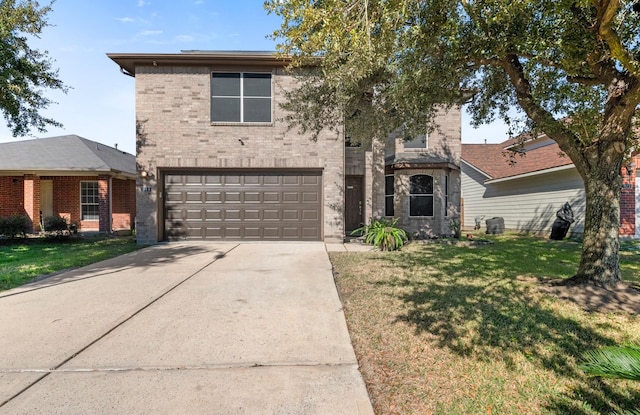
[331,233,640,414]
[0,235,140,291]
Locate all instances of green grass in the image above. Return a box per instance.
[0,235,140,291]
[330,233,640,415]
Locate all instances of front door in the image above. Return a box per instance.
[345,176,364,233]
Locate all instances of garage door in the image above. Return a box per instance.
[163,170,322,240]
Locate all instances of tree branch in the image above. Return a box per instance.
[500,54,589,172]
[592,0,640,76]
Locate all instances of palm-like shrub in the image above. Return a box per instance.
[352,218,407,251]
[580,345,640,381]
[580,345,640,415]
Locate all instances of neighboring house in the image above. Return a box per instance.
[0,135,136,233]
[461,134,639,238]
[108,51,461,244]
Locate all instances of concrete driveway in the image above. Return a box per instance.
[0,242,374,414]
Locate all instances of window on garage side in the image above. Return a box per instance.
[409,174,434,217]
[80,181,99,221]
[385,174,394,216]
[211,72,272,123]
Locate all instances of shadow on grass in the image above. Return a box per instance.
[0,241,234,298]
[378,236,639,414]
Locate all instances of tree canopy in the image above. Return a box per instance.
[266,0,640,285]
[0,0,67,136]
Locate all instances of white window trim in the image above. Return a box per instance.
[80,180,99,221]
[408,174,434,218]
[384,174,394,217]
[403,132,429,151]
[444,173,449,218]
[210,72,273,124]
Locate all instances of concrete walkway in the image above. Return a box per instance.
[0,242,374,414]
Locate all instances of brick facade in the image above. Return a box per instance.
[0,176,25,217]
[112,178,136,231]
[134,64,344,244]
[620,153,640,237]
[23,175,41,232]
[0,175,136,233]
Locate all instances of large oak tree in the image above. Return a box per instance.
[266,0,640,286]
[0,0,67,136]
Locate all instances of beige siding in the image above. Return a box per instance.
[461,164,585,235]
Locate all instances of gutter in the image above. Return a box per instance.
[484,164,575,184]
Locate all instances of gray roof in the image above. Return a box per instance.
[0,135,136,177]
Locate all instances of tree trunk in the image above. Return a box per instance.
[567,170,622,286]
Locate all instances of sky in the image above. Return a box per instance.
[0,0,510,155]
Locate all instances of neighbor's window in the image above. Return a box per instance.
[211,72,272,123]
[385,174,394,216]
[81,181,99,221]
[404,133,428,149]
[409,174,434,216]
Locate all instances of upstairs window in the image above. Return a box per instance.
[409,175,434,217]
[211,72,272,123]
[81,181,99,221]
[404,133,428,149]
[385,175,394,216]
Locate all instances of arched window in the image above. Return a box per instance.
[409,175,433,217]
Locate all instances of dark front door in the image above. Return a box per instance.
[345,176,364,233]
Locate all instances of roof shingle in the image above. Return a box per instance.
[461,136,572,180]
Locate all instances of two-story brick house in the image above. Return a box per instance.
[108,51,461,244]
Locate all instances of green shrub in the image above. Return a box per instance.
[580,345,640,414]
[449,218,461,239]
[352,218,408,251]
[0,215,29,239]
[43,215,70,237]
[580,345,640,382]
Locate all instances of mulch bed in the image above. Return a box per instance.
[538,280,640,314]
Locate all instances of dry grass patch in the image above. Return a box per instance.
[331,234,640,414]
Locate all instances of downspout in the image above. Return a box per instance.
[109,177,113,233]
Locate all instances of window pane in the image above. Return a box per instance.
[82,205,99,221]
[211,73,240,96]
[80,182,99,221]
[243,73,271,97]
[385,196,395,216]
[410,175,433,194]
[244,98,271,122]
[385,175,394,196]
[410,195,434,216]
[211,97,241,122]
[404,134,427,149]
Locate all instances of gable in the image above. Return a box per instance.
[0,135,135,176]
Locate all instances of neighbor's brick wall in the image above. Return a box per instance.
[98,175,110,232]
[23,175,41,232]
[112,178,136,230]
[46,176,98,230]
[135,65,345,244]
[620,154,640,236]
[2,175,137,232]
[0,176,25,217]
